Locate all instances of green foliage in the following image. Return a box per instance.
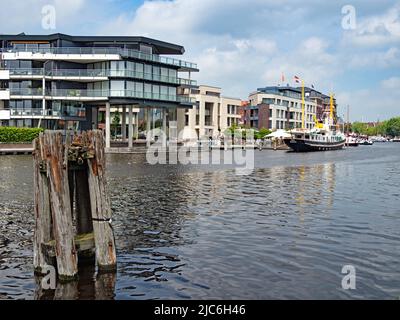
[111,111,120,126]
[385,117,400,137]
[255,127,271,139]
[351,122,367,134]
[0,127,44,143]
[351,117,400,137]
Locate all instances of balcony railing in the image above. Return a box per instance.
[10,107,86,118]
[8,68,197,86]
[9,88,44,96]
[9,88,195,104]
[2,47,198,70]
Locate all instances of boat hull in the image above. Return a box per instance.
[284,138,346,152]
[347,142,359,147]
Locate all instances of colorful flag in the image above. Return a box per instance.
[294,75,300,83]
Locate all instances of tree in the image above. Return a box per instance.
[351,122,367,134]
[111,111,120,138]
[385,117,400,137]
[257,127,271,139]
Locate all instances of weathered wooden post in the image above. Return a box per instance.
[33,130,117,284]
[33,135,53,275]
[86,130,117,271]
[44,131,78,281]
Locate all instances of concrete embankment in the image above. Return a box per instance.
[0,143,34,155]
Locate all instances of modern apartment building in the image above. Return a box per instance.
[246,86,319,130]
[178,85,241,140]
[304,87,337,122]
[0,33,198,148]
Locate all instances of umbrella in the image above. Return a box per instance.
[265,129,292,139]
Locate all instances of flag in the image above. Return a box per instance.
[281,72,285,82]
[311,84,315,89]
[294,75,300,83]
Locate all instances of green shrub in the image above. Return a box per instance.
[0,127,44,143]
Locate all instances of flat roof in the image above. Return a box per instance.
[0,33,185,55]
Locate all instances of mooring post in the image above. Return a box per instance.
[33,135,53,275]
[44,131,78,281]
[86,130,117,271]
[34,130,116,285]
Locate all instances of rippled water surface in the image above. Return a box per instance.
[0,144,400,299]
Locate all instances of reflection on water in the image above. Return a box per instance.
[34,268,116,300]
[1,144,400,299]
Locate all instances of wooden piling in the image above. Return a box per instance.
[33,130,116,283]
[44,131,78,281]
[33,136,53,275]
[86,130,117,271]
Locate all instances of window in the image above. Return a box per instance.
[140,44,153,55]
[144,83,152,96]
[126,81,134,91]
[110,80,124,96]
[152,85,160,98]
[135,82,143,97]
[127,61,135,71]
[168,87,176,98]
[168,69,177,79]
[144,65,152,79]
[135,63,144,74]
[161,68,168,77]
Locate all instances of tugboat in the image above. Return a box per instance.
[284,91,346,152]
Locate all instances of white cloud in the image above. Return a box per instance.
[336,78,400,121]
[343,3,400,47]
[347,47,400,69]
[381,76,400,89]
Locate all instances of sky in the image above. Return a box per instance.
[0,0,399,121]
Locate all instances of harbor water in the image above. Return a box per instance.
[0,143,399,299]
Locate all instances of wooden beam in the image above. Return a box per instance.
[33,135,53,275]
[86,130,117,271]
[44,131,78,281]
[43,233,95,258]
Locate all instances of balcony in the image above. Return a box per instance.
[7,68,197,86]
[0,89,10,100]
[9,107,86,120]
[8,88,195,104]
[1,47,198,71]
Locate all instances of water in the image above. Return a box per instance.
[0,144,400,299]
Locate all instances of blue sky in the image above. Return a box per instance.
[0,0,399,121]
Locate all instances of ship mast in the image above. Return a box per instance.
[302,80,305,129]
[329,93,334,125]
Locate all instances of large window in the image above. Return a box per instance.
[135,82,143,97]
[135,63,144,74]
[111,61,125,76]
[110,80,124,96]
[140,44,153,55]
[152,85,160,98]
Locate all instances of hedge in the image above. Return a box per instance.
[0,127,44,143]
